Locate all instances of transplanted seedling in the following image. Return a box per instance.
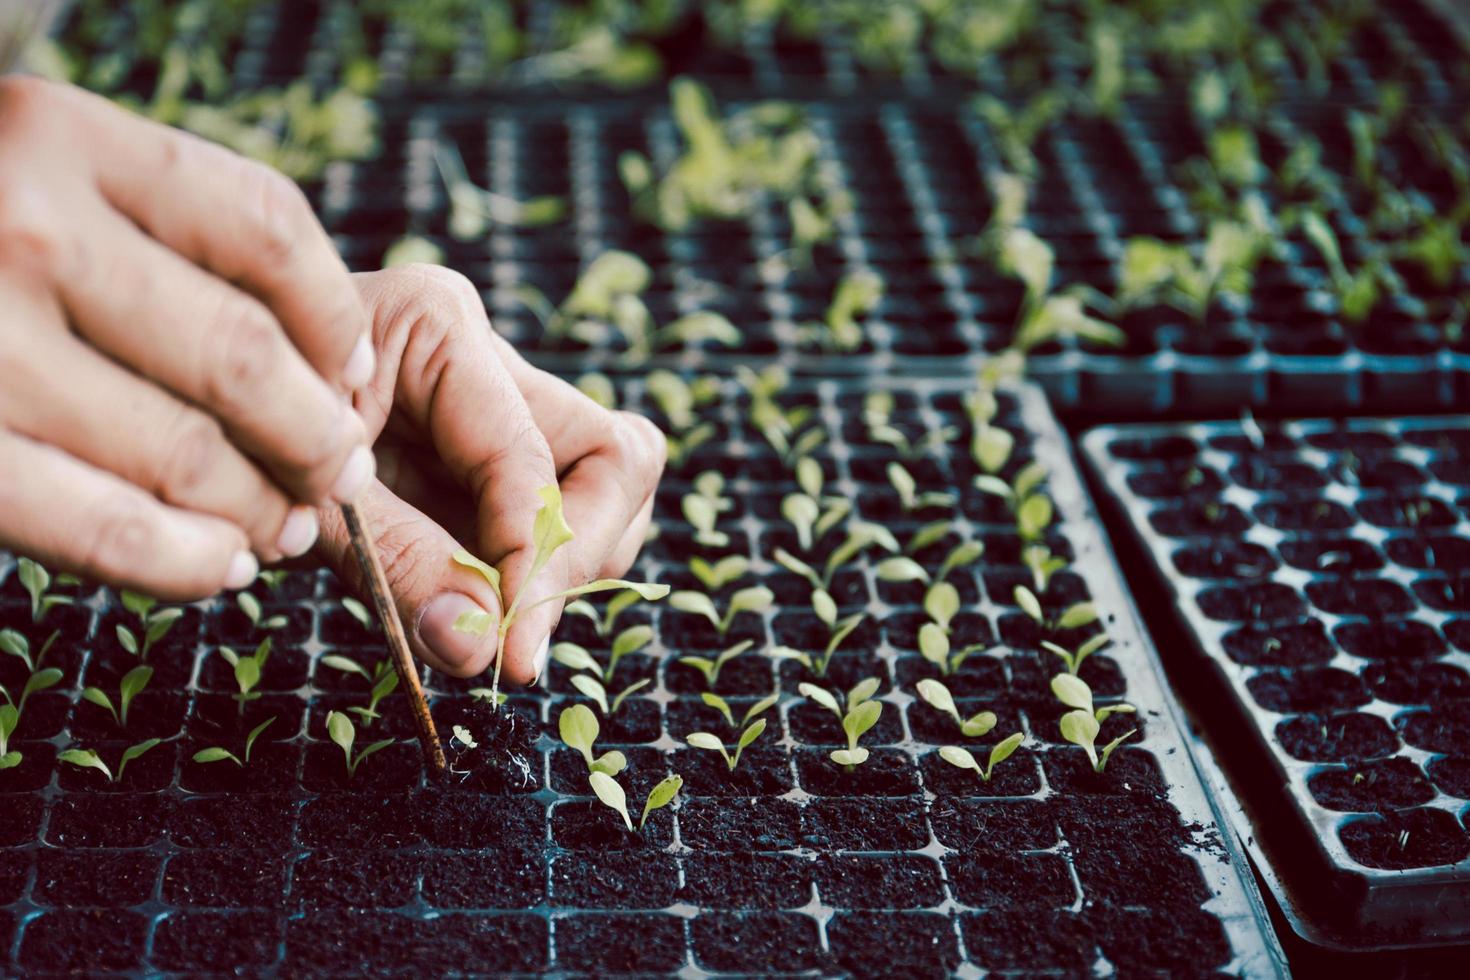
[58,739,160,783]
[686,715,767,772]
[1041,634,1110,676]
[915,679,1001,737]
[800,677,882,771]
[451,484,670,702]
[193,717,276,767]
[558,703,627,777]
[677,639,754,690]
[325,710,394,778]
[552,626,654,716]
[218,639,272,715]
[320,652,400,726]
[589,771,683,832]
[14,557,75,624]
[939,736,1026,783]
[669,586,773,638]
[1052,674,1136,773]
[1015,587,1099,638]
[81,665,153,729]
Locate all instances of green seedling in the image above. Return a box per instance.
[887,462,955,514]
[1023,543,1067,593]
[1053,674,1136,773]
[0,628,59,674]
[218,639,272,715]
[255,569,290,593]
[1298,210,1391,324]
[325,710,394,778]
[798,271,883,352]
[58,739,160,783]
[320,652,399,726]
[975,469,1053,543]
[562,588,652,640]
[15,557,74,623]
[774,521,900,593]
[687,554,751,592]
[939,736,1026,782]
[917,622,987,676]
[450,484,669,702]
[81,665,152,729]
[645,370,721,432]
[865,394,958,462]
[915,679,998,737]
[0,704,19,769]
[589,771,683,832]
[0,665,63,716]
[682,471,734,548]
[669,586,773,638]
[799,677,882,770]
[924,582,961,634]
[1041,634,1110,675]
[973,90,1068,178]
[739,366,826,469]
[237,592,287,632]
[434,140,565,237]
[781,457,851,553]
[558,703,627,777]
[193,717,276,767]
[686,716,767,771]
[1117,219,1267,325]
[678,639,754,689]
[770,590,867,678]
[552,628,654,717]
[701,691,778,730]
[1015,588,1099,636]
[341,597,375,633]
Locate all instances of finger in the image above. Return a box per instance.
[354,266,565,685]
[313,480,504,679]
[52,200,375,506]
[0,428,256,601]
[51,82,374,389]
[0,308,315,563]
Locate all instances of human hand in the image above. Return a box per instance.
[0,78,378,599]
[313,265,666,683]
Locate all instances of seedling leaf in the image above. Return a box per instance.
[58,748,111,781]
[559,703,601,766]
[589,771,632,830]
[640,774,682,829]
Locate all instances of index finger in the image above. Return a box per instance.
[57,83,374,390]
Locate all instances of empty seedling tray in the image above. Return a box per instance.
[308,87,1470,420]
[1083,416,1470,950]
[0,378,1281,975]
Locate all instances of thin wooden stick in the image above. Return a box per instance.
[340,502,447,772]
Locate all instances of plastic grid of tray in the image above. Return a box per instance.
[53,0,1470,106]
[309,90,1470,418]
[1082,416,1470,948]
[0,379,1281,975]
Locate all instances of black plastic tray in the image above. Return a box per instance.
[1083,415,1470,949]
[0,379,1282,975]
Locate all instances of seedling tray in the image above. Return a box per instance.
[307,89,1470,420]
[0,378,1280,975]
[1083,415,1470,950]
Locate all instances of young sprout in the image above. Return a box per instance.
[434,139,565,237]
[1117,219,1266,326]
[678,639,754,689]
[740,370,826,468]
[771,591,866,678]
[686,714,767,772]
[1015,588,1099,636]
[81,665,153,729]
[325,711,394,779]
[799,678,882,770]
[975,462,1053,542]
[915,679,997,737]
[887,462,955,513]
[781,457,851,553]
[192,717,276,767]
[562,588,652,641]
[15,557,74,623]
[669,586,774,638]
[589,770,683,832]
[0,628,59,674]
[558,703,627,777]
[1298,211,1389,325]
[255,569,291,593]
[218,639,272,716]
[450,485,670,702]
[1041,635,1110,676]
[924,582,960,634]
[701,691,778,730]
[236,592,287,633]
[1052,674,1136,773]
[687,555,750,592]
[918,623,987,676]
[774,521,900,593]
[1023,543,1067,593]
[320,652,399,726]
[939,736,1026,782]
[682,471,734,548]
[553,626,654,717]
[799,270,883,352]
[58,739,160,783]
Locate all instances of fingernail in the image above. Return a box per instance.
[276,506,319,558]
[418,593,496,675]
[532,635,551,683]
[331,446,376,503]
[343,335,375,389]
[225,551,259,590]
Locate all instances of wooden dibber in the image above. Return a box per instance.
[340,502,448,772]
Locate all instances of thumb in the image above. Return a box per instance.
[314,480,506,679]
